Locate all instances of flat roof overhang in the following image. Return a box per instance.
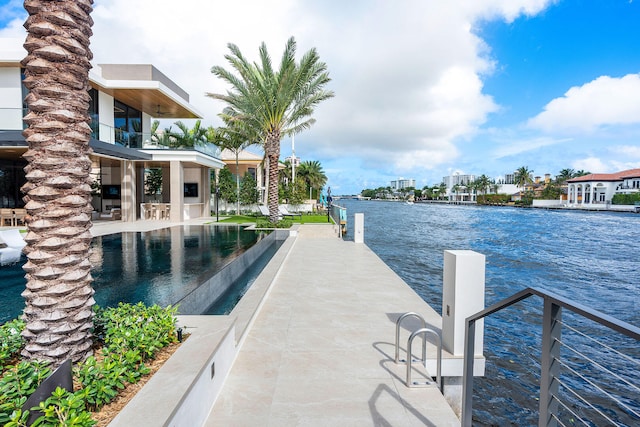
[90,67,202,119]
[140,149,225,169]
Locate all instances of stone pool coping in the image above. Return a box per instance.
[107,228,296,426]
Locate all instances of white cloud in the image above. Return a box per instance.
[611,145,640,159]
[3,0,560,193]
[492,135,570,158]
[527,74,640,134]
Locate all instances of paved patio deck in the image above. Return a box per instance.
[205,224,460,426]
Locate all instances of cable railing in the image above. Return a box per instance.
[462,287,640,427]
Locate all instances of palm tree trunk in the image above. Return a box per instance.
[20,0,96,366]
[265,134,280,223]
[235,153,240,215]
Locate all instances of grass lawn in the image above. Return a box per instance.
[217,213,331,224]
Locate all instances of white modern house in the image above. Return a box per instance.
[0,38,224,222]
[566,168,640,206]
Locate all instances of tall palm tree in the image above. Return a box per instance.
[514,166,534,196]
[207,37,334,223]
[475,174,492,200]
[214,114,259,215]
[297,160,327,200]
[21,0,95,366]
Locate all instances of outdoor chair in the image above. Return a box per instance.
[0,208,14,226]
[258,205,270,217]
[278,205,302,219]
[0,229,26,249]
[99,207,121,221]
[0,229,26,265]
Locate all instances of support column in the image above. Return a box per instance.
[202,167,211,218]
[354,213,364,244]
[120,160,136,222]
[441,250,485,416]
[169,160,184,222]
[539,300,561,427]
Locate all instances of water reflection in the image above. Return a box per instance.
[0,225,267,323]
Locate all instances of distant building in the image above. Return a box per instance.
[390,178,416,190]
[443,173,475,201]
[502,173,515,185]
[567,168,640,205]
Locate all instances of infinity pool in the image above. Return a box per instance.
[0,225,271,323]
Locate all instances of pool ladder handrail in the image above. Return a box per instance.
[395,312,443,392]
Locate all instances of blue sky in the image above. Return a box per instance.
[2,0,640,195]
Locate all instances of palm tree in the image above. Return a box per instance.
[514,166,534,197]
[173,120,208,148]
[214,115,258,215]
[21,1,95,365]
[452,184,460,201]
[297,160,327,201]
[556,168,575,184]
[207,37,334,223]
[150,120,175,147]
[475,174,492,201]
[438,182,447,200]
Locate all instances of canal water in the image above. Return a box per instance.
[340,199,640,426]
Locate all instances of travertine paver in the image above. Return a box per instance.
[206,224,460,426]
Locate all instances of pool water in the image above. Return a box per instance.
[0,225,269,323]
[203,240,283,315]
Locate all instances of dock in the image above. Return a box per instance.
[206,224,459,426]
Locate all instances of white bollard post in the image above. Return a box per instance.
[354,213,364,244]
[441,250,485,416]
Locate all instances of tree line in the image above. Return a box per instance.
[360,167,592,203]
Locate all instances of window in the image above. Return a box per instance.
[89,88,99,139]
[114,100,142,148]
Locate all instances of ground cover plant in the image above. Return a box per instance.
[0,303,180,426]
[219,213,330,226]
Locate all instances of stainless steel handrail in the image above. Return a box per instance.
[395,312,426,363]
[394,312,443,392]
[406,328,442,392]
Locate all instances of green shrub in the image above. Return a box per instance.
[0,318,25,369]
[477,194,511,205]
[255,218,292,228]
[31,387,95,427]
[0,303,179,423]
[612,193,640,205]
[0,361,51,426]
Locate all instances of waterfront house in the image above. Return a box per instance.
[0,38,224,222]
[566,168,640,205]
[219,148,267,204]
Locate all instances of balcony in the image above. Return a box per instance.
[94,123,221,158]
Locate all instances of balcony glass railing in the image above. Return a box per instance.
[94,122,221,158]
[1,109,221,159]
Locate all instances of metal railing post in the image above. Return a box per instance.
[539,299,561,427]
[461,317,476,427]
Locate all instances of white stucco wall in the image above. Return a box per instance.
[0,67,23,130]
[98,91,115,143]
